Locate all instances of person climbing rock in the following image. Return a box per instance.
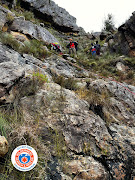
[67,38,78,56]
[51,42,61,53]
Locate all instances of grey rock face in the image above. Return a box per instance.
[10,17,59,44]
[0,62,24,85]
[0,61,25,102]
[20,83,112,177]
[0,5,15,29]
[0,42,51,76]
[20,0,79,32]
[89,79,135,126]
[20,82,135,179]
[114,12,135,55]
[0,5,60,44]
[0,42,52,102]
[20,83,111,152]
[44,55,86,78]
[63,156,109,179]
[19,82,130,179]
[90,79,135,109]
[109,124,135,179]
[0,5,7,29]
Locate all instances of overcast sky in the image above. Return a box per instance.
[53,0,135,33]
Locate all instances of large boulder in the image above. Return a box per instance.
[0,136,9,157]
[0,61,25,103]
[114,12,135,56]
[10,16,59,44]
[0,5,59,44]
[19,0,79,32]
[0,5,15,29]
[89,79,135,126]
[100,31,111,41]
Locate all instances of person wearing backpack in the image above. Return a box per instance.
[67,39,78,55]
[90,43,96,56]
[51,42,62,53]
[95,41,101,55]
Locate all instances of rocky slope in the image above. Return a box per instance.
[0,2,135,180]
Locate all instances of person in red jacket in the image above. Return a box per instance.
[90,43,96,56]
[67,39,78,56]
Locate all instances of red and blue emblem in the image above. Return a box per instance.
[11,145,38,171]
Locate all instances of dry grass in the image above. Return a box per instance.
[53,75,78,91]
[76,87,111,106]
[0,104,50,179]
[0,31,50,60]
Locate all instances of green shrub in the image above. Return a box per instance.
[50,129,68,159]
[53,75,78,90]
[126,70,134,79]
[0,31,50,60]
[22,11,35,21]
[1,4,9,9]
[124,57,135,68]
[6,12,14,24]
[76,87,111,107]
[0,32,20,50]
[32,72,48,84]
[0,106,48,180]
[20,40,49,59]
[90,62,97,68]
[101,70,110,77]
[103,13,115,32]
[0,114,9,137]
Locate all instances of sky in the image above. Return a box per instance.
[53,0,135,33]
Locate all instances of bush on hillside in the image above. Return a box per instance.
[20,40,49,59]
[103,14,115,32]
[53,75,78,91]
[0,32,20,50]
[6,12,14,24]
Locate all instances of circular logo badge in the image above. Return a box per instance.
[11,145,38,171]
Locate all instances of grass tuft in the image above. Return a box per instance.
[53,75,78,91]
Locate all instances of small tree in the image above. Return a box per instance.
[103,14,115,32]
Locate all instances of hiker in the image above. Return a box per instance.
[95,41,101,55]
[67,39,78,55]
[51,42,61,53]
[90,43,96,56]
[74,41,78,52]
